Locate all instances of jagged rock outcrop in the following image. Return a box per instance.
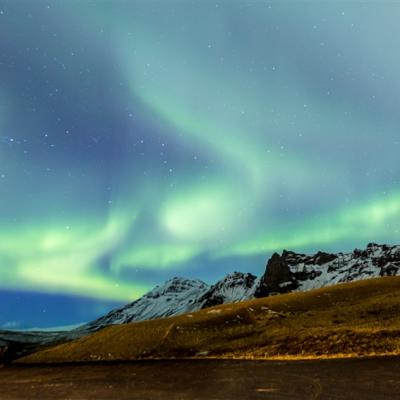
[254,253,298,297]
[283,242,400,291]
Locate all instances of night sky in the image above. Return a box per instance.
[1,1,400,329]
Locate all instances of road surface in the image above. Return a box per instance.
[1,357,399,399]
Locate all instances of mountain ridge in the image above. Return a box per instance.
[2,242,400,362]
[79,242,400,332]
[19,275,400,363]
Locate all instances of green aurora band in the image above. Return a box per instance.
[0,1,399,303]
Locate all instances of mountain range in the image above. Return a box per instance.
[1,242,400,361]
[82,242,400,330]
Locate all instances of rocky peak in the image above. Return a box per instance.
[79,277,210,331]
[254,253,298,298]
[313,251,338,265]
[198,271,257,309]
[145,277,208,299]
[281,249,337,266]
[219,271,257,289]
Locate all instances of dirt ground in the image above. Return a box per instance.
[1,357,400,399]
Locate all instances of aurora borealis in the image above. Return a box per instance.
[1,1,400,328]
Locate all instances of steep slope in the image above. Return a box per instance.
[196,272,257,309]
[19,276,400,363]
[79,278,210,332]
[79,273,260,332]
[1,278,211,362]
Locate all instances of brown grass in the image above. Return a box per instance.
[18,276,400,363]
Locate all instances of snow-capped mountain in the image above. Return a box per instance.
[2,242,400,361]
[290,242,400,290]
[0,274,261,360]
[60,241,400,339]
[79,278,210,332]
[84,243,400,330]
[196,272,257,309]
[255,243,400,297]
[80,273,259,330]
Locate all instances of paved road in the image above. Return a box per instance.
[1,357,400,399]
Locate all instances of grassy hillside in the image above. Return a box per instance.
[19,276,400,363]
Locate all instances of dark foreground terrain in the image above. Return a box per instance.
[1,357,400,400]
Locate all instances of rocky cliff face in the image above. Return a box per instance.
[251,243,400,297]
[254,253,298,297]
[252,250,340,297]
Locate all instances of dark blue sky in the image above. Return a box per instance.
[1,1,400,328]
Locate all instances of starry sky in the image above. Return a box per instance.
[1,1,400,329]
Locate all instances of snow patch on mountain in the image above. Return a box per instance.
[196,272,257,309]
[80,277,209,331]
[287,243,400,292]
